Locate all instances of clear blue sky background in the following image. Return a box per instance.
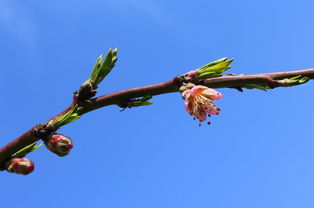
[1,0,314,207]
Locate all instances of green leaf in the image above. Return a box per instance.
[124,95,154,108]
[299,77,309,84]
[197,72,216,79]
[112,48,118,56]
[89,48,118,86]
[200,59,233,73]
[198,57,228,70]
[245,84,270,91]
[196,58,234,80]
[62,113,81,125]
[89,55,103,82]
[278,75,310,86]
[139,95,152,102]
[134,101,153,106]
[12,142,42,158]
[49,105,81,128]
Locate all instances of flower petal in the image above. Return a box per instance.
[184,100,193,114]
[202,88,223,100]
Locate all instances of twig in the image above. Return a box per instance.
[0,68,313,168]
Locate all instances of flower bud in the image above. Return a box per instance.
[78,80,97,100]
[6,158,34,175]
[186,70,197,78]
[45,134,73,157]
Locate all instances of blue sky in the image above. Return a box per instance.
[1,0,314,207]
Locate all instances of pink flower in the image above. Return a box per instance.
[45,134,73,157]
[6,158,34,175]
[184,85,222,122]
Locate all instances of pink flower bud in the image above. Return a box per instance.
[45,134,73,157]
[6,158,34,175]
[187,71,197,78]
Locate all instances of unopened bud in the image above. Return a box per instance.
[45,134,73,157]
[6,158,34,175]
[186,70,197,78]
[78,80,97,100]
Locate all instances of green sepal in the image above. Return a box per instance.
[12,142,42,158]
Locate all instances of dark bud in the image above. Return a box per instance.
[78,80,98,100]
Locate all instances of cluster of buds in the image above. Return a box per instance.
[44,133,73,157]
[5,133,73,175]
[180,83,223,123]
[6,158,34,175]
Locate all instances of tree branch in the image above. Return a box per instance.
[1,67,314,169]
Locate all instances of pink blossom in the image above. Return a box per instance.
[184,85,222,122]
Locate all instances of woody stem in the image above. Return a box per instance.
[1,67,314,168]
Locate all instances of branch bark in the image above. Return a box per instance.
[1,68,314,168]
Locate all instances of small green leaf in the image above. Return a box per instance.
[289,75,302,80]
[62,114,81,125]
[49,105,81,128]
[245,84,269,91]
[134,101,153,106]
[197,72,216,79]
[89,48,118,86]
[139,95,152,102]
[278,75,310,86]
[198,57,228,70]
[112,48,118,56]
[200,59,233,73]
[89,55,103,82]
[195,58,234,80]
[12,142,42,158]
[124,95,154,108]
[299,77,309,84]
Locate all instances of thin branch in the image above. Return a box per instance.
[1,68,314,168]
[79,68,314,113]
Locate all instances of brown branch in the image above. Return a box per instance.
[1,67,314,169]
[0,94,79,170]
